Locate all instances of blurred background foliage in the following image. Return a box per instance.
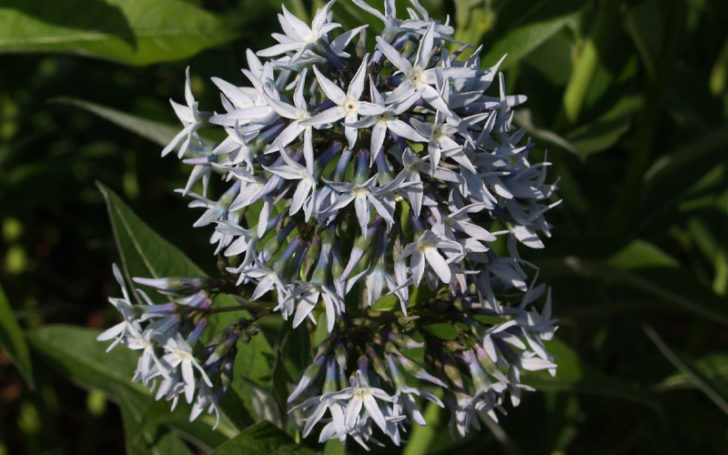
[0,0,727,453]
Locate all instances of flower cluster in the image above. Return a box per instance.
[97,266,247,427]
[99,0,559,448]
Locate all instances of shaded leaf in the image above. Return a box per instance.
[0,0,237,65]
[120,404,195,455]
[657,353,728,393]
[27,325,237,449]
[481,0,584,69]
[644,326,728,415]
[523,339,660,409]
[53,97,178,147]
[213,421,315,455]
[564,94,643,155]
[0,282,34,388]
[537,247,728,324]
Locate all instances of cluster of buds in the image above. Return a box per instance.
[100,0,559,448]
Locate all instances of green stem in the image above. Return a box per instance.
[402,396,444,455]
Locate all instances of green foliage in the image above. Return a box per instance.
[213,421,315,455]
[0,0,238,65]
[97,182,205,301]
[0,282,33,388]
[54,97,179,147]
[27,325,235,449]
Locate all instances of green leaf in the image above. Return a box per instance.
[0,282,33,388]
[0,0,237,65]
[564,94,643,155]
[53,97,178,147]
[120,404,195,455]
[422,323,458,341]
[657,353,728,393]
[97,182,204,300]
[644,326,728,415]
[28,325,237,450]
[213,421,315,455]
[638,127,728,231]
[523,338,660,409]
[608,239,679,269]
[537,244,728,324]
[402,395,443,455]
[481,0,584,69]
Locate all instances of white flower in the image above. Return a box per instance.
[162,67,207,158]
[258,1,340,59]
[161,334,213,403]
[305,56,387,148]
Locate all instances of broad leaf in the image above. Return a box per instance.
[0,282,34,388]
[28,325,236,450]
[0,0,237,65]
[120,404,195,455]
[523,339,660,409]
[213,421,315,455]
[564,94,643,155]
[97,182,204,299]
[98,183,275,427]
[481,0,584,69]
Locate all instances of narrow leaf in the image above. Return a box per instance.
[213,421,315,455]
[28,325,237,449]
[0,282,34,388]
[53,97,179,147]
[644,325,728,415]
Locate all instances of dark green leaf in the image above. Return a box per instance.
[28,325,237,449]
[97,182,205,300]
[644,326,728,415]
[0,282,33,388]
[120,402,195,455]
[481,0,584,69]
[564,95,643,155]
[523,339,660,409]
[537,243,728,324]
[213,421,315,455]
[0,0,237,65]
[53,97,178,147]
[422,323,458,341]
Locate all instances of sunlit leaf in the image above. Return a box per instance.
[481,0,584,69]
[97,182,204,301]
[0,0,237,65]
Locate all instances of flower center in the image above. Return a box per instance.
[175,349,193,363]
[341,97,360,116]
[432,125,448,143]
[296,110,309,121]
[409,66,427,90]
[375,112,393,126]
[353,387,372,400]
